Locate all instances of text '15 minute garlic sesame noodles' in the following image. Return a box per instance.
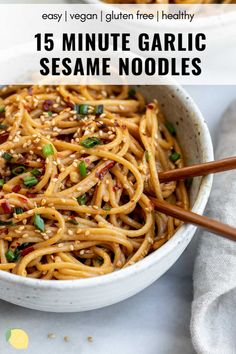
[0,85,189,280]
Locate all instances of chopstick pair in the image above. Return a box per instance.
[153,156,236,241]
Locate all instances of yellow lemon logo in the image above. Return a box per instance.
[6,328,29,350]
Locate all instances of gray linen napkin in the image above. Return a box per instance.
[191,101,236,354]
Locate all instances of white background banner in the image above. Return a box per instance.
[0,4,235,85]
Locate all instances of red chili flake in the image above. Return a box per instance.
[149,199,155,209]
[21,246,34,257]
[147,104,154,110]
[1,200,12,214]
[114,121,120,127]
[12,185,21,193]
[28,87,33,95]
[113,182,122,192]
[84,158,90,164]
[57,134,71,142]
[97,122,107,129]
[24,106,31,112]
[0,228,8,235]
[26,192,37,198]
[18,196,28,204]
[121,125,127,130]
[0,132,9,144]
[96,161,116,180]
[15,157,27,165]
[43,100,53,111]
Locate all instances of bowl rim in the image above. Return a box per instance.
[0,84,214,289]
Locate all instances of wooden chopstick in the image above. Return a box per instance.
[150,198,236,241]
[158,156,236,183]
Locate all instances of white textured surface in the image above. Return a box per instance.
[0,274,194,354]
[191,98,236,354]
[0,86,235,352]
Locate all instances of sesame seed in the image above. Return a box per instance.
[5,236,12,241]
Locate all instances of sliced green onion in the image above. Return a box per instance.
[31,168,41,177]
[68,219,79,225]
[33,214,45,232]
[185,177,193,189]
[0,179,4,187]
[128,88,136,98]
[145,151,150,162]
[74,104,89,115]
[0,107,5,114]
[80,137,102,149]
[13,207,24,215]
[165,122,176,136]
[94,105,104,116]
[0,220,13,226]
[5,249,20,262]
[42,144,54,157]
[23,176,38,188]
[48,111,53,116]
[0,124,7,129]
[77,194,87,205]
[74,104,80,114]
[169,152,181,163]
[78,161,87,178]
[103,203,111,211]
[12,165,26,176]
[94,256,103,266]
[2,152,12,161]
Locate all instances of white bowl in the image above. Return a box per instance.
[0,85,213,312]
